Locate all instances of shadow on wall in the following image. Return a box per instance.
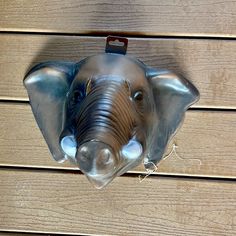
[26,36,105,73]
[26,36,187,82]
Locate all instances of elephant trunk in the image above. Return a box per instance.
[75,78,136,153]
[74,78,138,188]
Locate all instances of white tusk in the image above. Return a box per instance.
[121,139,143,160]
[60,135,77,158]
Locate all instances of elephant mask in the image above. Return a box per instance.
[24,37,199,188]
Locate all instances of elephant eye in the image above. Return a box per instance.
[73,90,84,103]
[133,91,143,101]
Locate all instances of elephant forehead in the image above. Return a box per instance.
[77,54,148,89]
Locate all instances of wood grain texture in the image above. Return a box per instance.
[1,34,236,109]
[0,169,236,236]
[0,103,236,178]
[0,0,236,37]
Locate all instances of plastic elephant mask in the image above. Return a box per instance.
[24,37,199,189]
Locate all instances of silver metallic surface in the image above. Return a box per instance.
[24,52,199,188]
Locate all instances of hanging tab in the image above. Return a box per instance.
[105,36,128,55]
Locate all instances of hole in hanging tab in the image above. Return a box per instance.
[108,39,125,47]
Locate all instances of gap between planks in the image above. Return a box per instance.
[2,99,236,112]
[0,231,86,236]
[0,166,236,183]
[1,30,236,40]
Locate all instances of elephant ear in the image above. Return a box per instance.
[24,61,79,163]
[146,69,200,168]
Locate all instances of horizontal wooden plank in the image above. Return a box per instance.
[0,1,236,37]
[0,103,236,178]
[0,169,236,235]
[1,35,236,109]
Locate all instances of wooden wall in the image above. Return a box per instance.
[0,1,235,235]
